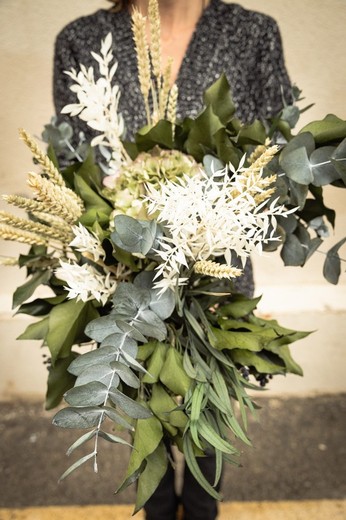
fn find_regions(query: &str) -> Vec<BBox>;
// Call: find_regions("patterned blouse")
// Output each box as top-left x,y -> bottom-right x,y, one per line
53,0 -> 292,296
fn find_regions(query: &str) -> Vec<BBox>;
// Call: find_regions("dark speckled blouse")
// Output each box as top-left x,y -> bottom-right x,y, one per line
53,0 -> 292,296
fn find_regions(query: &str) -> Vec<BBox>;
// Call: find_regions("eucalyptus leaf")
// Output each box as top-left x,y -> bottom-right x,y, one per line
68,346 -> 117,376
66,430 -> 96,456
59,452 -> 95,482
109,388 -> 152,419
52,407 -> 105,429
110,360 -> 140,388
75,364 -> 120,389
64,381 -> 108,406
85,315 -> 122,343
323,237 -> 346,284
149,287 -> 175,320
280,234 -> 306,266
310,146 -> 340,186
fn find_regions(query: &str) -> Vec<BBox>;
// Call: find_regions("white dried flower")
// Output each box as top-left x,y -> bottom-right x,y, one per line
56,260 -> 116,305
146,165 -> 296,292
70,223 -> 105,262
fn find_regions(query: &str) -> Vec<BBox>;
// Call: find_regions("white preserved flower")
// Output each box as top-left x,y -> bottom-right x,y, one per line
146,165 -> 296,292
61,33 -> 130,176
69,223 -> 105,262
56,260 -> 116,305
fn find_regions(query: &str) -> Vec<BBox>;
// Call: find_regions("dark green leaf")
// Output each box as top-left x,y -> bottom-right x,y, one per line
12,270 -> 51,309
17,316 -> 49,341
134,441 -> 168,514
299,114 -> 346,144
45,352 -> 77,410
203,73 -> 235,124
323,237 -> 346,284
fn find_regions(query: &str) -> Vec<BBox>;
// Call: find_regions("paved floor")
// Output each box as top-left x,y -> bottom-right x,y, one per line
0,500 -> 346,520
0,395 -> 345,518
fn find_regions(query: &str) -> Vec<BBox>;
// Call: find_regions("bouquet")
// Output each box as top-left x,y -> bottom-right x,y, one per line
1,0 -> 345,512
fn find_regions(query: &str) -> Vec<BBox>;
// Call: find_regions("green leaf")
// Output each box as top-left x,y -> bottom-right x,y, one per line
98,431 -> 133,447
183,433 -> 222,501
149,384 -> 180,436
135,119 -> 175,150
68,346 -> 116,376
266,344 -> 303,376
142,342 -> 167,383
47,299 -> 99,363
12,270 -> 51,309
288,179 -> 309,209
159,348 -> 191,397
203,73 -> 235,124
218,294 -> 261,319
126,416 -> 163,477
17,316 -> 49,341
75,364 -> 119,388
111,360 -> 140,388
74,172 -> 112,215
45,352 -> 77,410
299,114 -> 346,144
197,415 -> 237,454
134,441 -> 168,514
208,327 -> 267,352
230,349 -> 285,374
184,105 -> 224,162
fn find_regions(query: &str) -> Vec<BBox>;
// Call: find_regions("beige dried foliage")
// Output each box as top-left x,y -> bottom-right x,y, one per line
132,8 -> 151,120
148,0 -> 161,78
0,211 -> 72,243
0,224 -> 47,246
19,128 -> 65,187
194,260 -> 242,279
27,172 -> 82,224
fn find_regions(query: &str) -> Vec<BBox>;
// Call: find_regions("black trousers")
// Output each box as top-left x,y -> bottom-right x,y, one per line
144,452 -> 220,520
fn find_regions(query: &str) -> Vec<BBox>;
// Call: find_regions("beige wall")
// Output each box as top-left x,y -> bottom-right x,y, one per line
0,0 -> 345,399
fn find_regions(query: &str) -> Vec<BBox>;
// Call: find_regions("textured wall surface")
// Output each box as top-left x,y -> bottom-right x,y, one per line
0,0 -> 345,399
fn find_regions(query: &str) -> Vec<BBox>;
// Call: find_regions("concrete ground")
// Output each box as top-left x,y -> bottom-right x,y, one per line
0,394 -> 345,518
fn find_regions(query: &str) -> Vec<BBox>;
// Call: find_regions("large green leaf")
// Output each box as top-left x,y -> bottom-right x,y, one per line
159,347 -> 191,397
46,299 -> 99,363
45,352 -> 77,410
230,349 -> 285,374
17,316 -> 49,341
299,114 -> 346,144
208,327 -> 269,352
134,441 -> 168,514
203,73 -> 235,124
218,295 -> 261,319
12,270 -> 51,309
184,105 -> 224,162
74,174 -> 112,215
126,416 -> 163,477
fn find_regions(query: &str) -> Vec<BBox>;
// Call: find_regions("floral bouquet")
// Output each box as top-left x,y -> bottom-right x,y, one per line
1,0 -> 345,512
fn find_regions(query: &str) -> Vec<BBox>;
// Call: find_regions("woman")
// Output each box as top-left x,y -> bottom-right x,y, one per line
53,1 -> 292,518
